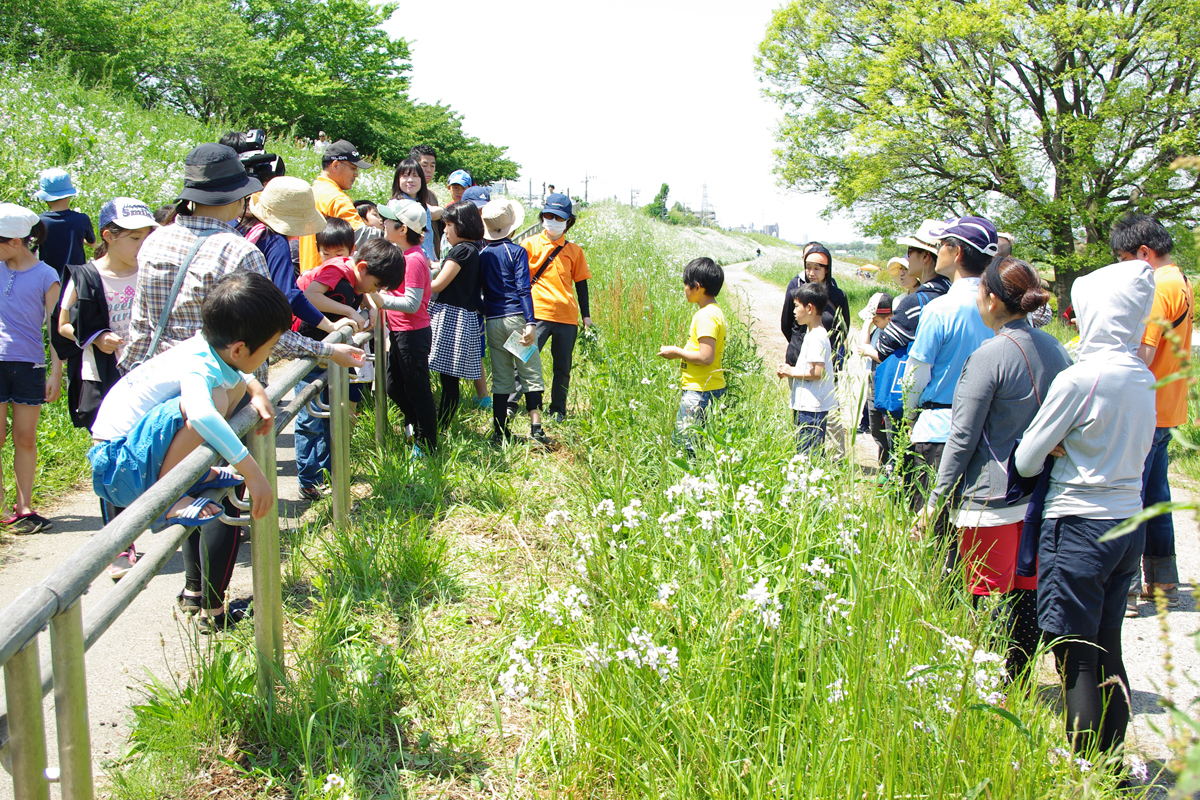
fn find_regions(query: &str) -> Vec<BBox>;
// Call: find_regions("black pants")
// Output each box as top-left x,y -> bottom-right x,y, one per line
1053,629 -> 1131,756
183,517 -> 241,609
387,328 -> 437,449
437,373 -> 461,428
868,406 -> 897,466
514,320 -> 578,417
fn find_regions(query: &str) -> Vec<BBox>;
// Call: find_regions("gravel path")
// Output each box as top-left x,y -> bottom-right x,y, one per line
0,404 -> 308,799
721,258 -> 1200,793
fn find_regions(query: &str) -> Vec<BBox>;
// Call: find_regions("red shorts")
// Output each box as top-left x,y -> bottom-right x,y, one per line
958,521 -> 1037,595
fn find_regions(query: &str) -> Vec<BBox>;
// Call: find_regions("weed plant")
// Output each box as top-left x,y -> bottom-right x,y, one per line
108,209 -> 1144,797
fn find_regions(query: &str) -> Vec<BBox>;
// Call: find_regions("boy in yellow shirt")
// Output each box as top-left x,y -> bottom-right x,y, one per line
658,257 -> 726,455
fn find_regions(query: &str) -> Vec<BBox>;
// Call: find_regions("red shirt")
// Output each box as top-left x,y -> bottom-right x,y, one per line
385,246 -> 431,331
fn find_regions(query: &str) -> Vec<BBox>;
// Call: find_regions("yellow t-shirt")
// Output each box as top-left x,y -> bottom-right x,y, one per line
298,174 -> 363,273
522,232 -> 591,324
681,303 -> 727,391
1143,264 -> 1193,428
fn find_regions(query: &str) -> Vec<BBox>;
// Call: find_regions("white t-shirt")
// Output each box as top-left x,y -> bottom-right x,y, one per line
66,271 -> 138,381
791,326 -> 838,412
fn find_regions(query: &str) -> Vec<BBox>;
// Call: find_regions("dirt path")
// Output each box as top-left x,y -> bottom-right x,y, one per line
721,259 -> 1200,790
0,403 -> 309,799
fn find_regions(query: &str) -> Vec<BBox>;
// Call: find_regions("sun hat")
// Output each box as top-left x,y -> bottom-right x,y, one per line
447,169 -> 472,188
33,168 -> 79,202
462,186 -> 490,209
482,197 -> 525,241
885,256 -> 909,279
384,199 -> 426,233
896,219 -> 944,257
928,215 -> 999,256
248,177 -> 326,237
322,140 -> 372,169
997,231 -> 1015,244
177,144 -> 263,205
0,203 -> 41,239
541,193 -> 572,220
98,198 -> 159,230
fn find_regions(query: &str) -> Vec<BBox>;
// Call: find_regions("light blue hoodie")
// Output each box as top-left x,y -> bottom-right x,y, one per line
1014,261 -> 1157,519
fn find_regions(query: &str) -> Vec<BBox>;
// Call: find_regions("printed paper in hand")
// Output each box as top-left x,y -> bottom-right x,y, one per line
504,330 -> 537,363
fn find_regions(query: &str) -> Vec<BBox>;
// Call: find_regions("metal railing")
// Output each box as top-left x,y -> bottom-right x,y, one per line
0,320 -> 389,799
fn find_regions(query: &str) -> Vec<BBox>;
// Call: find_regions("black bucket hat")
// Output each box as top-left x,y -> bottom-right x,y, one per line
177,144 -> 263,204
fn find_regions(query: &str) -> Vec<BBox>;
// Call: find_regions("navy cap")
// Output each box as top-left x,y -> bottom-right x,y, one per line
928,215 -> 999,256
541,192 -> 572,220
462,185 -> 490,209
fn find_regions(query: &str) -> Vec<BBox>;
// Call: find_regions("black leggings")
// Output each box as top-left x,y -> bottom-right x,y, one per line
438,373 -> 460,427
387,328 -> 437,449
1053,628 -> 1131,755
183,518 -> 241,610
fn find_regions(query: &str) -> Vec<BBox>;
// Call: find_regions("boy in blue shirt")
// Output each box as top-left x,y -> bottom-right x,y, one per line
89,272 -> 291,630
34,168 -> 95,279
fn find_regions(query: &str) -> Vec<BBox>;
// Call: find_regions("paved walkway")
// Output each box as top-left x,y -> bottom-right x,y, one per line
721,258 -> 1200,788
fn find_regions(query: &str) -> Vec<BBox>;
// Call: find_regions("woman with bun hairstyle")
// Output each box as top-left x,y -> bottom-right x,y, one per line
921,256 -> 1071,679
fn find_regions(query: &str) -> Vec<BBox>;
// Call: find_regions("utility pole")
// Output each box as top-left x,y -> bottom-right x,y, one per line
630,188 -> 640,208
528,179 -> 533,206
700,184 -> 709,227
583,173 -> 595,204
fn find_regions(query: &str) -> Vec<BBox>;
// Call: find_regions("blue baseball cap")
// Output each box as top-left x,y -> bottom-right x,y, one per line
928,215 -> 999,256
462,185 -> 490,209
34,168 -> 79,202
447,169 -> 472,188
541,193 -> 572,220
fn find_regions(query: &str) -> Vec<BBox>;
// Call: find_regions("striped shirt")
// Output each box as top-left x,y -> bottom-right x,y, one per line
120,214 -> 333,383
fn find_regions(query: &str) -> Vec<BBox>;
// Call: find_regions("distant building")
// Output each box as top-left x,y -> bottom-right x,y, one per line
763,224 -> 779,237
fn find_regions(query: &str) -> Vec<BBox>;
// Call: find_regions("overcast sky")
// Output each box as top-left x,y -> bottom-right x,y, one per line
385,0 -> 861,243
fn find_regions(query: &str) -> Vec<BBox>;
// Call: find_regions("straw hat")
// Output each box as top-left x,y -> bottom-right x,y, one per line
482,197 -> 525,241
248,176 -> 326,237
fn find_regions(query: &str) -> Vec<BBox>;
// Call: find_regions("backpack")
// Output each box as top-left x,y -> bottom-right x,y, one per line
873,293 -> 930,414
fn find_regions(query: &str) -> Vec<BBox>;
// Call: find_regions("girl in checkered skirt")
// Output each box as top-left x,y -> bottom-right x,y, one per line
428,201 -> 485,426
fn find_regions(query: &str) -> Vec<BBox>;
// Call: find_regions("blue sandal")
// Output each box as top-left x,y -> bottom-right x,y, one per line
160,496 -> 223,527
188,466 -> 244,495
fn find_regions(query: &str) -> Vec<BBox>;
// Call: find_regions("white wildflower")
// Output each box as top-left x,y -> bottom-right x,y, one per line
826,678 -> 846,703
657,581 -> 679,602
544,509 -> 571,528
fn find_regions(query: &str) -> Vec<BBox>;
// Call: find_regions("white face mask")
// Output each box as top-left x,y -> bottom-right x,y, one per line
543,218 -> 567,238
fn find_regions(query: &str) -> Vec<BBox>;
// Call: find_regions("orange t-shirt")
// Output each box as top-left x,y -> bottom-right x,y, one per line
298,174 -> 363,273
1142,264 -> 1193,428
521,231 -> 590,325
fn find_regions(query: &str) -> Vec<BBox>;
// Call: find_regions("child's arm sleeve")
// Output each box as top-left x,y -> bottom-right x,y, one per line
575,279 -> 590,318
179,372 -> 250,464
1013,377 -> 1083,477
375,288 -> 422,313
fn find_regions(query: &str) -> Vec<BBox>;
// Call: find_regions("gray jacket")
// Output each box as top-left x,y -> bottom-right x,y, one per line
1014,261 -> 1157,519
932,319 -> 1072,508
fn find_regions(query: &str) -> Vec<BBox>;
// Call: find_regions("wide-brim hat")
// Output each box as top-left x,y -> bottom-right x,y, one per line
482,197 -> 525,241
896,219 -> 944,257
248,176 -> 326,237
33,168 -> 78,201
885,256 -> 909,279
177,143 -> 263,205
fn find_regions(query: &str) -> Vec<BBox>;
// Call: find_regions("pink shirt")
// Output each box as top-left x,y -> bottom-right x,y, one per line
385,246 -> 431,331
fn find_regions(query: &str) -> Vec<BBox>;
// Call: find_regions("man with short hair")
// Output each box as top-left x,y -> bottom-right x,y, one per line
865,220 -> 951,363
996,231 -> 1015,258
409,144 -> 444,258
1111,213 -> 1191,612
298,139 -> 371,273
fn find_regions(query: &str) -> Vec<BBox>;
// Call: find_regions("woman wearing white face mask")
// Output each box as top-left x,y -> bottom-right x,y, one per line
510,193 -> 592,422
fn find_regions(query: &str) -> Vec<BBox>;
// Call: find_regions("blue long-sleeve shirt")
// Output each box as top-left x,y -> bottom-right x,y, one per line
257,229 -> 325,328
480,238 -> 534,322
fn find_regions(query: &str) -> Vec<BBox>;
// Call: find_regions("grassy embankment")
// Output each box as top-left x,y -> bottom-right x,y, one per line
103,201 -> 1149,799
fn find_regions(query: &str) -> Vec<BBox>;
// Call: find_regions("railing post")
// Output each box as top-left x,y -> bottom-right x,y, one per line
4,639 -> 50,800
49,601 -> 93,800
373,321 -> 387,452
328,360 -> 352,529
249,423 -> 282,698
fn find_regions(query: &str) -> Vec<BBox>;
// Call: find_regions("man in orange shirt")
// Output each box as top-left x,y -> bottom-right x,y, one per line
513,193 -> 591,421
1112,213 -> 1191,611
298,140 -> 371,273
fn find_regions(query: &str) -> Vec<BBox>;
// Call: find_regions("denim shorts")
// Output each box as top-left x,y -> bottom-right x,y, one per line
0,361 -> 46,406
1038,515 -> 1144,637
89,399 -> 187,509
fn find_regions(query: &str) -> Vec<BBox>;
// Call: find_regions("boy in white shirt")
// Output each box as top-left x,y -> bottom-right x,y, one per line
777,282 -> 838,453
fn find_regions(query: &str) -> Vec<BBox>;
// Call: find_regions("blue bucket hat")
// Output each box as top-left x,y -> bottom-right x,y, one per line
447,169 -> 472,188
34,168 -> 79,202
462,185 -> 490,209
541,193 -> 572,220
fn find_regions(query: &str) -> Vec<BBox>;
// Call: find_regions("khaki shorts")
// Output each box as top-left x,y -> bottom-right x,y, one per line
486,316 -> 544,395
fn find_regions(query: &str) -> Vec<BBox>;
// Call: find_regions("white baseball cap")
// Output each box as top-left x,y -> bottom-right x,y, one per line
0,203 -> 41,239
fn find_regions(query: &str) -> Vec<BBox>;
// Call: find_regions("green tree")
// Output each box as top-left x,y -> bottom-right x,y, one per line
645,183 -> 670,219
758,0 -> 1200,304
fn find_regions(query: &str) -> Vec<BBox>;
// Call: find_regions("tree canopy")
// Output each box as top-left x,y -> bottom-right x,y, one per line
2,0 -> 519,183
757,0 -> 1200,300
645,183 -> 670,219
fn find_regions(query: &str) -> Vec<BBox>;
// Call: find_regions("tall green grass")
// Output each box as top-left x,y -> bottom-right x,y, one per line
105,203 -> 1149,798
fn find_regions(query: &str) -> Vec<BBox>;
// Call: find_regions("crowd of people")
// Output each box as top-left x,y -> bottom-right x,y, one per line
0,135 -> 1192,772
0,136 -> 592,631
